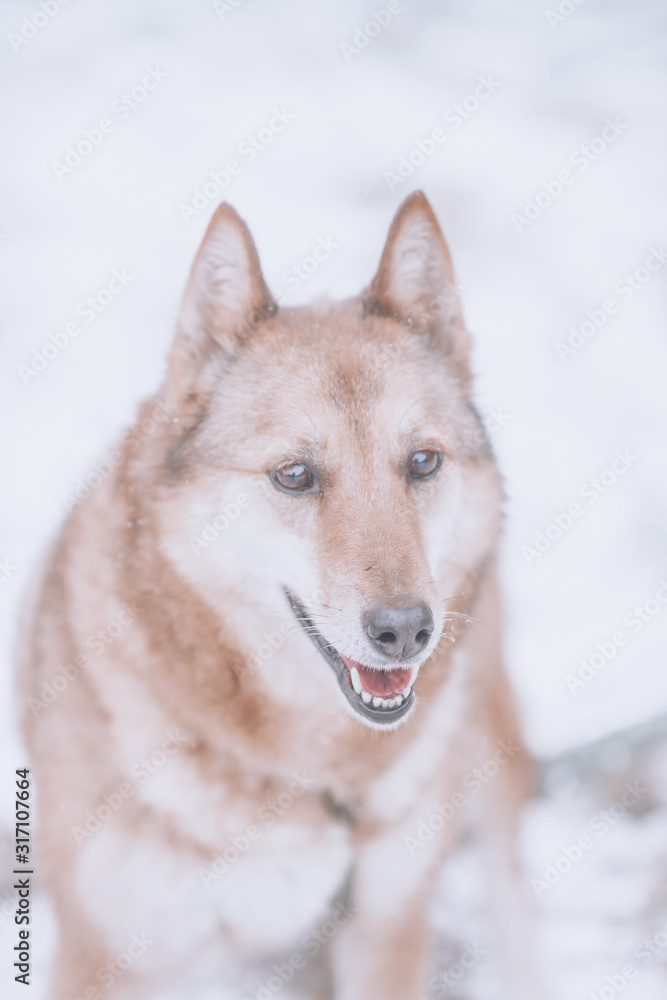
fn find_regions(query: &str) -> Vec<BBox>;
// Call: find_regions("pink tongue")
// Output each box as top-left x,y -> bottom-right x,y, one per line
343,657 -> 412,697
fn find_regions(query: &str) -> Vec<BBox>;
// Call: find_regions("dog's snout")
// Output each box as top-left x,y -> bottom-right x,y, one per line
365,602 -> 434,660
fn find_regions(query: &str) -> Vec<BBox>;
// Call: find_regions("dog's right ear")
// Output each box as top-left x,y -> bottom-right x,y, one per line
168,203 -> 276,390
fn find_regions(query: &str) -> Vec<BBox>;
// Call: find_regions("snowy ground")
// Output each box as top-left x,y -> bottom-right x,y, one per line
1,0 -> 666,996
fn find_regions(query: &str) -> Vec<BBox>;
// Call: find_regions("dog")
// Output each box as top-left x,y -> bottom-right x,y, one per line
20,192 -> 541,1000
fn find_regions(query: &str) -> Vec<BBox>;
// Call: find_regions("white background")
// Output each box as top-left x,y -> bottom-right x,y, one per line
1,1 -> 666,997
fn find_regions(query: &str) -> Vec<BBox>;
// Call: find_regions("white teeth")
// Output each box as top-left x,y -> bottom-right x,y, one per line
377,697 -> 400,709
400,665 -> 420,699
362,694 -> 407,711
350,666 -> 363,694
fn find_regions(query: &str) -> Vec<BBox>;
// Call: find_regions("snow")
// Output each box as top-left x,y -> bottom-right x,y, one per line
1,0 -> 666,996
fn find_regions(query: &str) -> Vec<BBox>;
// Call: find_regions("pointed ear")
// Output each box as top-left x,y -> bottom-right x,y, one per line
168,203 -> 276,388
364,192 -> 470,372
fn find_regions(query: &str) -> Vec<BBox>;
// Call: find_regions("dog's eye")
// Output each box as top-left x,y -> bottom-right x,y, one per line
272,463 -> 314,492
408,450 -> 442,480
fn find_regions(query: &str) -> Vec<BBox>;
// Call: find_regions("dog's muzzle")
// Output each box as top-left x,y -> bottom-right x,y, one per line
285,590 -> 418,726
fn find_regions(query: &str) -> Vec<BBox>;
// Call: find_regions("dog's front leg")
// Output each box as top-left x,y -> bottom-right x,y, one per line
331,808 -> 458,1000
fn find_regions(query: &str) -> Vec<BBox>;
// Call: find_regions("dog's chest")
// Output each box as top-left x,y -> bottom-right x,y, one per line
203,809 -> 353,951
116,754 -> 356,953
79,794 -> 353,962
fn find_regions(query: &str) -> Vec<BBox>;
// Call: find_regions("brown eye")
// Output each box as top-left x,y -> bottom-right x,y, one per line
408,450 -> 442,479
272,463 -> 314,492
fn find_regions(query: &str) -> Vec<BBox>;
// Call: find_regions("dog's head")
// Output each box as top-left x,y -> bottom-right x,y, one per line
157,193 -> 503,730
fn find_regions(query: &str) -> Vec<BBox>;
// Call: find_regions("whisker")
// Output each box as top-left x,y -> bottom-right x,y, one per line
306,640 -> 347,663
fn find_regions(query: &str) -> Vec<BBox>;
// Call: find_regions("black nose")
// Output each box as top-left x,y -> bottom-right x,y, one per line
364,602 -> 434,661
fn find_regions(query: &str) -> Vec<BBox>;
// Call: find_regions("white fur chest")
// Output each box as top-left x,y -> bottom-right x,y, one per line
200,816 -> 352,950
77,728 -> 353,964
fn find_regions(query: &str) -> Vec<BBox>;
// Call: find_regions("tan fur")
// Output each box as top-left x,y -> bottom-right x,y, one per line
19,193 -> 542,1000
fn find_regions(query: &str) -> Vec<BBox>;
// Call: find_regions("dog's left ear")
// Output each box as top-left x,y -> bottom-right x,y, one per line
364,192 -> 470,375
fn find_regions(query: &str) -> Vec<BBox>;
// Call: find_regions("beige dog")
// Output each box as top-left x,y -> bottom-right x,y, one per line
20,192 -> 539,1000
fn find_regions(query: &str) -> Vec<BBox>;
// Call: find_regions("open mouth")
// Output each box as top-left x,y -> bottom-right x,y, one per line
285,590 -> 418,725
